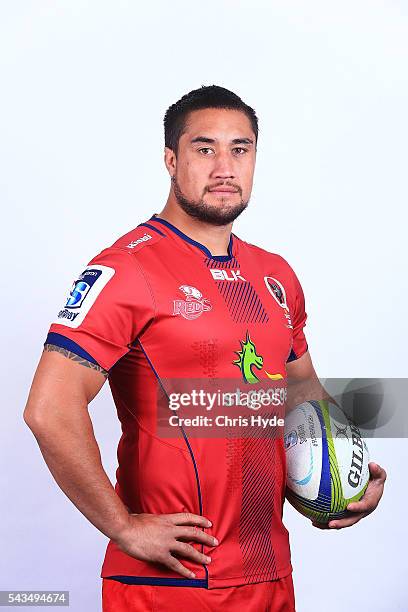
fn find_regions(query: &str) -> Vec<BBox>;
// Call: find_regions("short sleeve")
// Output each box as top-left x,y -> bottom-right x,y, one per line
45,248 -> 154,371
286,266 -> 308,362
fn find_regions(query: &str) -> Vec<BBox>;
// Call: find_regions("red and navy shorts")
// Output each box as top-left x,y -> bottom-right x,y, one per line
102,574 -> 296,611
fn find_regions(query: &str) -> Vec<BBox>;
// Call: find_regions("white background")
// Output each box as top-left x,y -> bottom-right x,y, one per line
1,2 -> 407,610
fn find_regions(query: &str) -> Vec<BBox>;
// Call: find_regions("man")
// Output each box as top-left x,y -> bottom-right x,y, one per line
24,85 -> 386,611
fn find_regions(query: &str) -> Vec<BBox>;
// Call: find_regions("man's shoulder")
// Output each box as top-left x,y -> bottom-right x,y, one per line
235,234 -> 293,272
109,221 -> 165,254
85,221 -> 166,272
235,235 -> 305,303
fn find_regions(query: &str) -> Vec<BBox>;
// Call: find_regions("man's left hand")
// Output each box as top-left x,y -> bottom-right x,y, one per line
312,462 -> 387,530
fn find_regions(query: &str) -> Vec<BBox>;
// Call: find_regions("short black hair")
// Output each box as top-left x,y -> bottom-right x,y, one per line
164,85 -> 258,154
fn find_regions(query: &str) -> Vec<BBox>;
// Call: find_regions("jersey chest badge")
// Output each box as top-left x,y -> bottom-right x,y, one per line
172,285 -> 212,321
264,276 -> 293,328
233,330 -> 284,383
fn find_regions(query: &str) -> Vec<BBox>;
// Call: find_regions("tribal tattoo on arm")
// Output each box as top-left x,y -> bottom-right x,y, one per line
44,344 -> 109,378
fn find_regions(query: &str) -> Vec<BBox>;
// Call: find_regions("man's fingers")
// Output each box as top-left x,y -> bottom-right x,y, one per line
310,463 -> 387,530
166,513 -> 212,528
172,541 -> 212,565
164,554 -> 197,579
347,497 -> 376,513
368,462 -> 387,483
175,526 -> 218,547
347,464 -> 387,513
312,512 -> 366,530
328,513 -> 366,529
311,521 -> 330,530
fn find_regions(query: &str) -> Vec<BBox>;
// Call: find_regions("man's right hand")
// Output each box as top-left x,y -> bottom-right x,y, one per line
114,512 -> 218,579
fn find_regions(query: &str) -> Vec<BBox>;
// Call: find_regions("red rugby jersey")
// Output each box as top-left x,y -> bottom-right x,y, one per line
46,214 -> 308,589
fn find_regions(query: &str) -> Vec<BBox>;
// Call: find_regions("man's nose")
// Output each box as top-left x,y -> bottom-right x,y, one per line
210,151 -> 235,179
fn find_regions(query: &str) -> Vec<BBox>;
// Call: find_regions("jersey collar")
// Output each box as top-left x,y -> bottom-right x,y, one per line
148,214 -> 236,262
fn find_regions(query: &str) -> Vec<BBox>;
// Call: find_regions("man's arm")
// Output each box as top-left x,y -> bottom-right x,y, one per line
286,349 -> 337,410
285,350 -> 387,529
24,347 -> 133,540
24,348 -> 216,578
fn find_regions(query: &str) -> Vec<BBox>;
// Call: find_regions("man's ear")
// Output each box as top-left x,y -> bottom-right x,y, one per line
164,146 -> 177,178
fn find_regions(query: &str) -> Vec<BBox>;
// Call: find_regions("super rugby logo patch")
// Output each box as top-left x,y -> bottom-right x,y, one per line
54,265 -> 115,328
172,285 -> 212,320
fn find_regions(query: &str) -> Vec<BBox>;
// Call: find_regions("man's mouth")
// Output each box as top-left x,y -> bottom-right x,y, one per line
208,186 -> 239,195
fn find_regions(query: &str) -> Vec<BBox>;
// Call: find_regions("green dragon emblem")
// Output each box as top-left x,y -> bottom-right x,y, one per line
233,331 -> 283,384
233,331 -> 264,384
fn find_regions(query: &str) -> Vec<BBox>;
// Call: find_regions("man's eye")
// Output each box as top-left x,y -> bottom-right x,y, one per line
233,147 -> 248,155
199,148 -> 215,155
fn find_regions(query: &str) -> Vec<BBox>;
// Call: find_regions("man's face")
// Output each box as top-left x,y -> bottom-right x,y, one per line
165,108 -> 256,225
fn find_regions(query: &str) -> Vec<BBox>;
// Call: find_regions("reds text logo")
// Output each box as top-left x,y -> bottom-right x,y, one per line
172,285 -> 212,320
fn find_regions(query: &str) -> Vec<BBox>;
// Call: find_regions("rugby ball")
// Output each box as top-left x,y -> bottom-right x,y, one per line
284,400 -> 370,523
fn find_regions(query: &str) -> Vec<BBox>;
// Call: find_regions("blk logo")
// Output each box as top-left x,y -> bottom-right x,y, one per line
210,269 -> 246,281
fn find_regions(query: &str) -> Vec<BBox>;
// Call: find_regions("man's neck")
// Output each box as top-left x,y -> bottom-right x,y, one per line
156,202 -> 233,257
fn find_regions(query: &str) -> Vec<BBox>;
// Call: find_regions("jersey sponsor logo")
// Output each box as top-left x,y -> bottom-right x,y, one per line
54,265 -> 115,329
264,276 -> 293,328
172,285 -> 212,320
210,269 -> 246,281
233,330 -> 284,383
57,309 -> 81,323
126,233 -> 152,249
